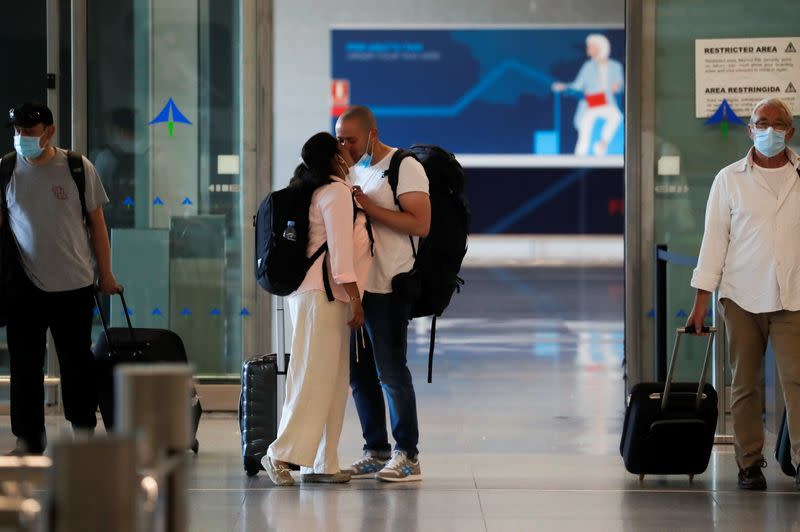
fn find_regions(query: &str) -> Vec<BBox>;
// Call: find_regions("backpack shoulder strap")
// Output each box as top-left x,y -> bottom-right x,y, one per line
66,150 -> 89,224
0,152 -> 17,211
384,149 -> 413,209
381,149 -> 419,258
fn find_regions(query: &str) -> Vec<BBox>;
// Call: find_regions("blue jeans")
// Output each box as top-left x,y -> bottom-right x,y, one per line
350,292 -> 419,459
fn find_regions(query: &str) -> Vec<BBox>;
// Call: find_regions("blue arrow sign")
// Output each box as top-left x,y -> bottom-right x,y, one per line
123,308 -> 134,317
122,196 -> 134,207
181,307 -> 192,317
151,308 -> 163,317
153,196 -> 165,206
148,98 -> 192,138
676,309 -> 688,318
705,98 -> 746,138
240,307 -> 251,317
646,308 -> 655,318
210,308 -> 222,317
93,307 -> 100,318
181,197 -> 193,206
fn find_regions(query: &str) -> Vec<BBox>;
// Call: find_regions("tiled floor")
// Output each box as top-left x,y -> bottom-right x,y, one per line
4,266 -> 800,531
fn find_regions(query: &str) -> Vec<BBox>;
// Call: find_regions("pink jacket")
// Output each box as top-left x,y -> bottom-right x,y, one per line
294,176 -> 372,302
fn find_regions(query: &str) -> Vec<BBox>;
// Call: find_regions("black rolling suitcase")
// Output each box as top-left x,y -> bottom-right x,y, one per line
775,409 -> 796,476
239,296 -> 292,477
239,353 -> 283,476
621,326 -> 719,481
92,291 -> 202,453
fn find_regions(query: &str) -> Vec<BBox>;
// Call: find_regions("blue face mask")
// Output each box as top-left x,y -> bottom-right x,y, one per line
14,134 -> 44,159
753,127 -> 786,158
356,132 -> 374,168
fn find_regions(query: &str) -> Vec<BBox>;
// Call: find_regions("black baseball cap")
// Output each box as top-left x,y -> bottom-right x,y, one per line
7,102 -> 54,128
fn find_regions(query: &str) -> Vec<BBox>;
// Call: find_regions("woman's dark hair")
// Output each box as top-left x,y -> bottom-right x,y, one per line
289,132 -> 338,193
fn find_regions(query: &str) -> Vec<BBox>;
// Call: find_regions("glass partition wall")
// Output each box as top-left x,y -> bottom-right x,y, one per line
0,0 -> 265,410
626,0 -> 799,433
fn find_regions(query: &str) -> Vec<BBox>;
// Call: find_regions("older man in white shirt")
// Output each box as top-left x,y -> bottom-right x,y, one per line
688,97 -> 799,491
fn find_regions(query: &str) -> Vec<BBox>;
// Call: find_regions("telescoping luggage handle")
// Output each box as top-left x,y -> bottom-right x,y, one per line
92,289 -> 136,350
661,326 -> 717,412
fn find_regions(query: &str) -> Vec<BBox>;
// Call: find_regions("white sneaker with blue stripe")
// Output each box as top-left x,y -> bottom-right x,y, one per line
376,450 -> 422,482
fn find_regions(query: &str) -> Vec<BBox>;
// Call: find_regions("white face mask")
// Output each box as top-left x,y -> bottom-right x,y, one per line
355,132 -> 374,168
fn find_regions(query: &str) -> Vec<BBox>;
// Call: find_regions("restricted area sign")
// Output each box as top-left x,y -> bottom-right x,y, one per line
695,37 -> 800,118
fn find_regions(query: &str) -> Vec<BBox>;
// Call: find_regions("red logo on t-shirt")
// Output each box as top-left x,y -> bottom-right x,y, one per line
52,185 -> 69,200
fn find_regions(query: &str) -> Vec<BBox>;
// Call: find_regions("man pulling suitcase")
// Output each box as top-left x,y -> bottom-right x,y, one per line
0,102 -> 122,455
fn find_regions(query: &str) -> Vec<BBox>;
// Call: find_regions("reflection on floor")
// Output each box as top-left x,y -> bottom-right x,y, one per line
4,267 -> 800,531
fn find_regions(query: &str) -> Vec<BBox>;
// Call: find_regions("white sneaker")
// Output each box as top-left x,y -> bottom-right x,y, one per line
376,450 -> 422,483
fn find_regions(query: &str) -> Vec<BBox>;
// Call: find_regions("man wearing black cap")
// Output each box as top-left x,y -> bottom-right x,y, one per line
1,102 -> 122,454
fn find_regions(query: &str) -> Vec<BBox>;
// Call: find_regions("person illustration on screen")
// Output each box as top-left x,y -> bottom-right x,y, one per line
552,33 -> 624,156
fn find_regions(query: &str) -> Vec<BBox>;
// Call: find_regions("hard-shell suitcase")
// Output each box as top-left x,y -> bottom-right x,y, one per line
239,353 -> 282,476
775,409 -> 796,476
621,327 -> 719,480
92,291 -> 202,453
239,297 -> 290,476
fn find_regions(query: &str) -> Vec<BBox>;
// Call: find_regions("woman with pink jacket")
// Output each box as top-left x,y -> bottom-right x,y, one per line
263,132 -> 372,486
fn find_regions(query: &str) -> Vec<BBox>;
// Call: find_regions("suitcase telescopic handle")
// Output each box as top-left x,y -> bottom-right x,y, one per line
92,288 -> 135,347
661,326 -> 717,412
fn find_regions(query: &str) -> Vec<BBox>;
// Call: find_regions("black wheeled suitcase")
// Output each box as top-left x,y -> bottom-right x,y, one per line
92,291 -> 203,453
621,326 -> 719,480
239,353 -> 282,476
775,409 -> 796,476
239,295 -> 293,477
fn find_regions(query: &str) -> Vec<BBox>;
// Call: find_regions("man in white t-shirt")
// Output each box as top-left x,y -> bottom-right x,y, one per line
687,97 -> 800,491
335,106 -> 431,482
1,102 -> 122,455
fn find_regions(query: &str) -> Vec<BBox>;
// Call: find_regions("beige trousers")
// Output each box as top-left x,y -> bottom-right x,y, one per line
720,298 -> 800,469
267,290 -> 350,474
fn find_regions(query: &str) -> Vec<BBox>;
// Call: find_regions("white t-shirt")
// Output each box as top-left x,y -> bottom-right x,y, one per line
752,162 -> 795,198
352,148 -> 429,294
6,149 -> 109,292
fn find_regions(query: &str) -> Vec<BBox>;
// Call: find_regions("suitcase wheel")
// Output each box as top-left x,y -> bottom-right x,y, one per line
639,474 -> 645,482
244,457 -> 261,477
191,439 -> 199,455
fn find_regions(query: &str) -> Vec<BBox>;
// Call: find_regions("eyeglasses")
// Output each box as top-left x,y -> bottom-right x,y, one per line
751,120 -> 791,133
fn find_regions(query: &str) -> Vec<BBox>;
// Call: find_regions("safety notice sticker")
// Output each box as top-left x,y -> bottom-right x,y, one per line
695,37 -> 800,118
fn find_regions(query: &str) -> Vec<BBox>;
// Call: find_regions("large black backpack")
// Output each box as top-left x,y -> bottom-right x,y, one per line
254,181 -> 368,302
386,144 -> 470,382
254,186 -> 332,301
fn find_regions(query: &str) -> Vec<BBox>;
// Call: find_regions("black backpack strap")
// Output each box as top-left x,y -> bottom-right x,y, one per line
0,152 -> 16,213
427,315 -> 437,384
321,253 -> 335,302
66,150 -> 89,225
384,149 -> 411,209
353,196 -> 375,256
308,243 -> 335,302
383,149 -> 418,258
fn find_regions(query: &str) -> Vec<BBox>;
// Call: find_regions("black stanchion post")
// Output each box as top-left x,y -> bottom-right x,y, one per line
654,244 -> 668,382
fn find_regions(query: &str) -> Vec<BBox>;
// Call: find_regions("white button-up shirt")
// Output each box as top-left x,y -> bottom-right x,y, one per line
691,147 -> 800,313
